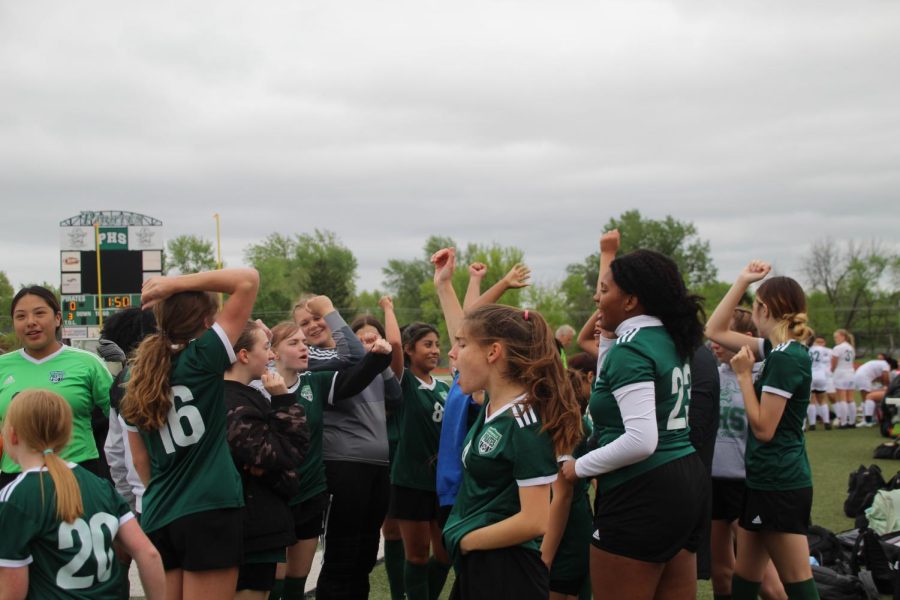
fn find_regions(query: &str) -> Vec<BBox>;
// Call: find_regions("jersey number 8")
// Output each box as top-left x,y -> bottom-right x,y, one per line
159,385 -> 206,454
432,401 -> 444,423
57,513 -> 119,589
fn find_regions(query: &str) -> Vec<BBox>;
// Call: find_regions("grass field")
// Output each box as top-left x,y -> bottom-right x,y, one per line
365,424 -> 896,599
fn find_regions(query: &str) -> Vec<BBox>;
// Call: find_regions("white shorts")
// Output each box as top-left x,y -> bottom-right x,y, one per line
855,372 -> 876,392
826,375 -> 836,394
811,371 -> 829,393
834,371 -> 855,390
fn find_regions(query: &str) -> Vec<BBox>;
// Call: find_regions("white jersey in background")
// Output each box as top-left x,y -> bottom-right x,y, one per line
809,345 -> 832,392
854,360 -> 890,391
832,341 -> 856,389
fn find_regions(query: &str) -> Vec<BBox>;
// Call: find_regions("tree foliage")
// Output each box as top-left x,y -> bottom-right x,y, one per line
380,237 -> 526,353
802,239 -> 899,354
166,235 -> 218,275
563,210 -> 718,321
244,229 -> 358,319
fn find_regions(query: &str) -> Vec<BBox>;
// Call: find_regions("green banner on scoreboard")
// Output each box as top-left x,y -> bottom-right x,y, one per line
98,227 -> 129,250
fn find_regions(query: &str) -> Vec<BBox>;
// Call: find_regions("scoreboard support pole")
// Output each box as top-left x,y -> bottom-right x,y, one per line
94,222 -> 104,328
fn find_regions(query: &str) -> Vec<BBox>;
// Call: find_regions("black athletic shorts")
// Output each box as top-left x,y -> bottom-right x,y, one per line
592,453 -> 708,563
388,485 -> 439,521
148,507 -> 243,571
711,478 -> 746,522
291,492 -> 330,540
237,562 -> 276,591
739,486 -> 812,535
457,546 -> 549,600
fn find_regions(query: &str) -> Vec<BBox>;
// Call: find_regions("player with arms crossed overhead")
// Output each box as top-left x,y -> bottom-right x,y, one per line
120,267 -> 259,600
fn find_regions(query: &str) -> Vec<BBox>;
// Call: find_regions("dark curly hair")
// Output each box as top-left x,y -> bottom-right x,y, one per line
100,308 -> 158,354
609,249 -> 705,361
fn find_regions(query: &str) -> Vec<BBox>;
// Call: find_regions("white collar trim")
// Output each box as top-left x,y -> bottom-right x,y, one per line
485,393 -> 528,423
416,375 -> 436,390
18,344 -> 66,365
21,461 -> 78,474
615,315 -> 663,337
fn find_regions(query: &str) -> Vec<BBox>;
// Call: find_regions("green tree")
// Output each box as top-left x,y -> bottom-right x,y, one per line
166,235 -> 217,275
382,237 -> 526,355
563,210 -> 718,319
244,229 -> 358,319
0,271 -> 14,345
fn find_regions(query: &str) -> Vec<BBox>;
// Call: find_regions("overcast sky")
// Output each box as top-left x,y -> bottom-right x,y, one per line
1,1 -> 898,298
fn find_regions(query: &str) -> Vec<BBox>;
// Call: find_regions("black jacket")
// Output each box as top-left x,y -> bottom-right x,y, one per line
224,380 -> 309,554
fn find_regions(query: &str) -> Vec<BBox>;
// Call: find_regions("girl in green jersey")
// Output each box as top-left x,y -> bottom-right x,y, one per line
0,389 -> 164,599
0,286 -> 112,487
121,268 -> 260,600
706,261 -> 818,600
561,250 -> 707,600
445,304 -> 583,600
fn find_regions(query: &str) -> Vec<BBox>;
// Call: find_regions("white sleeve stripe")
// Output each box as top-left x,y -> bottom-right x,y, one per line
513,414 -> 525,428
517,474 -> 557,487
612,381 -> 655,401
119,512 -> 136,527
326,372 -> 338,405
762,385 -> 793,399
123,423 -> 138,432
757,337 -> 766,358
0,556 -> 32,567
212,322 -> 237,364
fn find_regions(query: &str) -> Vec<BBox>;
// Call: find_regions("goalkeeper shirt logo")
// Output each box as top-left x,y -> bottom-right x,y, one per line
49,371 -> 65,383
478,427 -> 502,455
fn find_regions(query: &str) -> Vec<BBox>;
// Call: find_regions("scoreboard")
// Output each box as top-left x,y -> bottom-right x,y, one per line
59,212 -> 163,340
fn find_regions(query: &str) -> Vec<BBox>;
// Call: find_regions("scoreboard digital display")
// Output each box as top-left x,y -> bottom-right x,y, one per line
59,213 -> 163,339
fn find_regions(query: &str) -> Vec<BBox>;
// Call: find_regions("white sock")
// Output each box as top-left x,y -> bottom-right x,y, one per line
835,402 -> 846,423
818,404 -> 830,423
848,402 -> 858,424
807,404 -> 818,426
865,399 -> 876,418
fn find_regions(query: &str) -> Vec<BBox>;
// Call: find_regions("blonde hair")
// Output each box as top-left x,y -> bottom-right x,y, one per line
835,328 -> 856,348
291,294 -> 315,320
756,277 -> 813,344
5,390 -> 83,523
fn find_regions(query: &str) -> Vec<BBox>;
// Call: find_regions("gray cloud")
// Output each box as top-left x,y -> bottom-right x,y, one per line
1,1 -> 898,296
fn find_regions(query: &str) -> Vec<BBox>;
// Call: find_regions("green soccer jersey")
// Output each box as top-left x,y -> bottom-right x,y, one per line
746,338 -> 813,491
0,346 -> 112,474
0,464 -> 133,599
289,371 -> 336,504
443,397 -> 558,563
550,416 -> 592,585
589,317 -> 695,491
126,324 -> 243,533
390,371 -> 449,491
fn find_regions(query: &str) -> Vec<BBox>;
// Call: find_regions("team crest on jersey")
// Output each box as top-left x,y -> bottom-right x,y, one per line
48,371 -> 65,384
439,389 -> 448,401
300,385 -> 314,402
478,427 -> 502,455
3,375 -> 13,386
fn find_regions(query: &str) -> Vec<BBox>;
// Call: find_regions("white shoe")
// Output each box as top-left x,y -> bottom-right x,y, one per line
856,421 -> 875,428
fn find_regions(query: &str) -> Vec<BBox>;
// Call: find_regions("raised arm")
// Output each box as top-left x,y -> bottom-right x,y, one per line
577,310 -> 600,357
308,295 -> 366,363
331,340 -> 394,402
705,260 -> 770,358
432,248 -> 465,343
463,262 -> 487,310
379,295 -> 405,378
468,263 -> 531,311
141,268 -> 259,345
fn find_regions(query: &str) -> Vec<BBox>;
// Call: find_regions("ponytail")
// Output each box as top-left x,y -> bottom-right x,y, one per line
121,291 -> 218,431
835,328 -> 856,348
5,390 -> 83,523
464,305 -> 583,456
771,312 -> 814,345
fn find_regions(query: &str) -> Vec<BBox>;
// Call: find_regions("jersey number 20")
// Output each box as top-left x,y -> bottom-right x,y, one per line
159,385 -> 206,454
667,365 -> 692,431
56,513 -> 119,589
